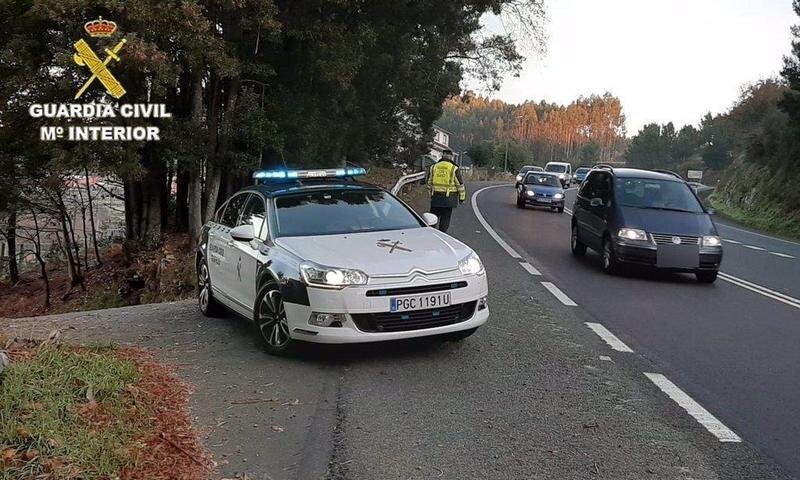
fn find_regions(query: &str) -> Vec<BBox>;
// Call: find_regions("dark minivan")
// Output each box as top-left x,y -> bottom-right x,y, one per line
570,167 -> 722,283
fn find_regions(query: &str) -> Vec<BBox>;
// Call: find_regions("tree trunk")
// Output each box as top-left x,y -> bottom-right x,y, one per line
84,167 -> 102,265
175,167 -> 189,231
31,209 -> 50,309
6,210 -> 19,283
187,68 -> 206,242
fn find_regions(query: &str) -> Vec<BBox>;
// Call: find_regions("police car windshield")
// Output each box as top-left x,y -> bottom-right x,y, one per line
273,189 -> 423,237
545,164 -> 567,173
615,178 -> 705,214
525,174 -> 561,187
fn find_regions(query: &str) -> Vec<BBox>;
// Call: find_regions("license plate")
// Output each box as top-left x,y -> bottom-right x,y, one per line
657,245 -> 700,269
537,197 -> 552,203
390,292 -> 451,312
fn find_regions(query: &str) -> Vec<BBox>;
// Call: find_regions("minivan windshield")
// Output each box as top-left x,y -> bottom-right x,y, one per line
545,164 -> 567,173
525,174 -> 561,187
615,178 -> 705,214
273,189 -> 423,236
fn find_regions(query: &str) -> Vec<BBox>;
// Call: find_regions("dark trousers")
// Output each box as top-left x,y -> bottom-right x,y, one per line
430,206 -> 453,232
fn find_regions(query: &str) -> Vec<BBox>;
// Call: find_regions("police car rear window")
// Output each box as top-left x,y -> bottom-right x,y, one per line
273,189 -> 423,237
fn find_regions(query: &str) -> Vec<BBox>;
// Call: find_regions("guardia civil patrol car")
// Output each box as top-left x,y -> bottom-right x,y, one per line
196,167 -> 489,355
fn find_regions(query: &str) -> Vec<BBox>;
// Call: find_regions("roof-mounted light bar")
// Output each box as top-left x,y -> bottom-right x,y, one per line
253,167 -> 366,182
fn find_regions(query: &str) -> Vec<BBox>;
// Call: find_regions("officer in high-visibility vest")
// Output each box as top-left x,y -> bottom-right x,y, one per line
426,149 -> 465,233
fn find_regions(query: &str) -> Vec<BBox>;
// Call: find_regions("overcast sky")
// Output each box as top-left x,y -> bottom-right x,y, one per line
475,0 -> 796,135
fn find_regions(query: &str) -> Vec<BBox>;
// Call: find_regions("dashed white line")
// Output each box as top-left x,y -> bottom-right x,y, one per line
644,373 -> 742,442
519,262 -> 541,276
585,322 -> 634,352
472,185 -> 523,259
718,272 -> 800,310
723,239 -> 741,244
743,245 -> 766,251
717,222 -> 800,247
769,252 -> 795,259
540,282 -> 578,306
563,207 -> 573,216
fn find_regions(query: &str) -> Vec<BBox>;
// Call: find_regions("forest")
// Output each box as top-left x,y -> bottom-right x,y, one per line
0,0 -> 546,308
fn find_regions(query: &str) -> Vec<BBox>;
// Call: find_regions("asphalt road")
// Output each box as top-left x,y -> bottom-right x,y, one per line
1,182 -> 795,479
474,183 -> 800,478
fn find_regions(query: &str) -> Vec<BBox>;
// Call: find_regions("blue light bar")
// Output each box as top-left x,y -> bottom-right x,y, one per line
253,167 -> 366,181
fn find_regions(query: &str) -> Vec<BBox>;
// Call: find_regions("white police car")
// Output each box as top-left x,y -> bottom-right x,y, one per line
196,167 -> 489,355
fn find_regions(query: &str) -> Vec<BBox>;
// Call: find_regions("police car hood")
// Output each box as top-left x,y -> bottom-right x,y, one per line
275,228 -> 472,275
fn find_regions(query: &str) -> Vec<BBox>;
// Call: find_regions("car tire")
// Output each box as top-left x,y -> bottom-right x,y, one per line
571,223 -> 587,257
557,206 -> 564,213
197,260 -> 222,317
255,281 -> 295,356
601,237 -> 620,274
696,271 -> 718,283
446,327 -> 478,341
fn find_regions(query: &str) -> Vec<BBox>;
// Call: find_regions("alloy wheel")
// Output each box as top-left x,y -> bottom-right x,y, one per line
198,264 -> 210,312
258,290 -> 290,348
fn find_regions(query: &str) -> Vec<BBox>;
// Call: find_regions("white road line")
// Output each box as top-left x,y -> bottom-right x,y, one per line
563,207 -> 573,216
743,245 -> 766,251
718,272 -> 800,309
541,282 -> 578,306
472,185 -> 522,259
717,222 -> 800,248
585,322 -> 634,352
770,252 -> 795,259
519,262 -> 542,276
723,239 -> 741,244
644,373 -> 742,443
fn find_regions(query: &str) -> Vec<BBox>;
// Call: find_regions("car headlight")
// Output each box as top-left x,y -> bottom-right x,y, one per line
300,261 -> 368,288
458,252 -> 484,275
525,190 -> 535,197
516,175 -> 523,182
702,235 -> 722,247
618,228 -> 648,241
553,193 -> 564,199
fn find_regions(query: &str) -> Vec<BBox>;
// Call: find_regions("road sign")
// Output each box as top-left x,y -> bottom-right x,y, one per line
687,170 -> 703,180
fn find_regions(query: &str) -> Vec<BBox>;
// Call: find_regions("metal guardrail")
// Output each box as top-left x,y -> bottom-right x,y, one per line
391,170 -> 426,195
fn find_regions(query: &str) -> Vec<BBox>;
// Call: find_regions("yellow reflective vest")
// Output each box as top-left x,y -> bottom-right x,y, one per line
427,160 -> 466,202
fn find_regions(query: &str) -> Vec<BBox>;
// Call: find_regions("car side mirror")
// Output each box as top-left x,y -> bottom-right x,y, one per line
590,198 -> 604,207
230,224 -> 255,242
422,212 -> 439,227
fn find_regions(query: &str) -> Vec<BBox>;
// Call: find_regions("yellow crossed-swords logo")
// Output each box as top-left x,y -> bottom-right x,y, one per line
73,17 -> 127,100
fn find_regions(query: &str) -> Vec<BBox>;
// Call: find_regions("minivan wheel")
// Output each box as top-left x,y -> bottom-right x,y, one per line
601,237 -> 619,274
696,270 -> 718,283
255,282 -> 295,355
571,223 -> 587,256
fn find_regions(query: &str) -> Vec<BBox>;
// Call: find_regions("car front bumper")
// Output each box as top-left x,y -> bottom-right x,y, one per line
283,272 -> 489,343
523,196 -> 565,208
613,241 -> 722,272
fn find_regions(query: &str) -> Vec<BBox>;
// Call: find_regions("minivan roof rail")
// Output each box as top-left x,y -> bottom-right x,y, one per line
651,169 -> 683,180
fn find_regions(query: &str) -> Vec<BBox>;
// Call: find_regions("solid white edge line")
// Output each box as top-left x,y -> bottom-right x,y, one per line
716,222 -> 800,248
718,272 -> 800,307
723,239 -> 741,244
769,252 -> 795,259
644,372 -> 742,442
519,262 -> 542,276
585,322 -> 634,352
471,185 -> 522,259
540,281 -> 578,306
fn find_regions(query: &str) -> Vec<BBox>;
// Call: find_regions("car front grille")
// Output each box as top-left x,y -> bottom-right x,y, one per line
365,281 -> 468,297
651,233 -> 700,245
351,301 -> 477,333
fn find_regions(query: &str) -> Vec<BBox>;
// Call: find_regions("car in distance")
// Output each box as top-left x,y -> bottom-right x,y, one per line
574,167 -> 591,184
516,172 -> 565,213
515,165 -> 544,188
570,167 -> 722,283
196,167 -> 489,355
544,162 -> 573,187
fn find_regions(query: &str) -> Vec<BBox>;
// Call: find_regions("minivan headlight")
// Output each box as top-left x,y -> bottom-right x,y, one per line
459,252 -> 484,275
300,261 -> 368,288
702,235 -> 722,247
618,228 -> 648,241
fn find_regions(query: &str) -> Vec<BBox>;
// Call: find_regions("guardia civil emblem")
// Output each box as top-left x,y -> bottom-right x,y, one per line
73,17 -> 127,99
